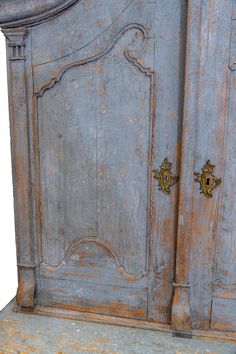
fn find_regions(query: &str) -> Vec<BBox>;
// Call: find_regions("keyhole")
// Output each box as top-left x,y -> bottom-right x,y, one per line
206,178 -> 210,186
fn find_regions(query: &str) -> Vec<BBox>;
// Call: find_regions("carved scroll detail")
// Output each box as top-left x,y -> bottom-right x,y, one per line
35,23 -> 149,96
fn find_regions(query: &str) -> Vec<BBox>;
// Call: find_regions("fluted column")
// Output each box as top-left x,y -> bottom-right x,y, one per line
2,27 -> 36,308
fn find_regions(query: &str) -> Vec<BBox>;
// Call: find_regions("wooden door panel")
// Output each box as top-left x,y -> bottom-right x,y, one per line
37,29 -> 153,318
38,44 -> 152,273
210,13 -> 236,330
29,0 -> 186,322
177,0 -> 236,331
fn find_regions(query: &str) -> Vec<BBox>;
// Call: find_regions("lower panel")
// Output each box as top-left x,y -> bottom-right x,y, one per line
211,298 -> 236,332
39,277 -> 147,320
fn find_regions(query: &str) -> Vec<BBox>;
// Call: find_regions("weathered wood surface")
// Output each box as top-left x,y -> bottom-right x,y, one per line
0,0 -> 78,27
175,0 -> 236,331
1,300 -> 236,353
1,0 -> 236,334
2,0 -> 185,324
211,0 -> 236,331
1,27 -> 36,309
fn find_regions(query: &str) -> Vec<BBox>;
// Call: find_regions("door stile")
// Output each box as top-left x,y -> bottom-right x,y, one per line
171,0 -> 195,331
171,0 -> 233,332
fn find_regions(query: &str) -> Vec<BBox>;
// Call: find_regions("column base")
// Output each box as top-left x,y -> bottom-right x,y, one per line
171,282 -> 191,331
16,266 -> 36,309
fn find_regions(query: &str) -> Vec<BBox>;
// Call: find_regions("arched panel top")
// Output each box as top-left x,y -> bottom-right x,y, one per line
34,23 -> 152,96
0,0 -> 78,28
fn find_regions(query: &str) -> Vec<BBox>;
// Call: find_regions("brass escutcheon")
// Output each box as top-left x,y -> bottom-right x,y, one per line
194,160 -> 221,198
153,158 -> 178,194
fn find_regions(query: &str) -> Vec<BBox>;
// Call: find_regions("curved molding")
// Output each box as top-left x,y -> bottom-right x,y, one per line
66,237 -> 121,267
35,23 -> 149,96
41,237 -> 147,281
0,0 -> 79,28
124,49 -> 154,77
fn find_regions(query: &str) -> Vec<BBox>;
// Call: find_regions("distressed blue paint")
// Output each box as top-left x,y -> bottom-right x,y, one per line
1,0 -> 236,335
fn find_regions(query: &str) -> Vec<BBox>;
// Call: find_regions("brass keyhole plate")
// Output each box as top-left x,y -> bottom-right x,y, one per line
153,158 -> 178,194
194,160 -> 221,198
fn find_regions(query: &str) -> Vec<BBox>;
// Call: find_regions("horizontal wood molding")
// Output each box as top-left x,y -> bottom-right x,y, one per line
0,0 -> 78,28
14,302 -> 236,342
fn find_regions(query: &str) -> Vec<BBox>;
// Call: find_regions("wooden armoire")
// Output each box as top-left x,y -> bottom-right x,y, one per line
1,0 -> 235,339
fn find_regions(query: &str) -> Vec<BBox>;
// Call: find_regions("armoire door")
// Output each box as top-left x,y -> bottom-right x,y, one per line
3,0 -> 186,324
175,0 -> 236,332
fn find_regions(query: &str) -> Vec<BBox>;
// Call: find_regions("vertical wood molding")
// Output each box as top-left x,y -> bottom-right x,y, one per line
171,0 -> 192,331
171,0 -> 233,331
2,27 -> 36,308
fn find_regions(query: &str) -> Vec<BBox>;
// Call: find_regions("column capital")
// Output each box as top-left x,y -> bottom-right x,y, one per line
2,27 -> 28,43
2,27 -> 29,60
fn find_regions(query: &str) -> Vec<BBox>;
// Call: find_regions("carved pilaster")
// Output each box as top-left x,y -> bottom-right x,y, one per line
2,27 -> 36,309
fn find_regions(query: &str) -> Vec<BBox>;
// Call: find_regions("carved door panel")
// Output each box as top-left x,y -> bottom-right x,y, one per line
15,0 -> 186,322
210,4 -> 236,331
175,0 -> 236,332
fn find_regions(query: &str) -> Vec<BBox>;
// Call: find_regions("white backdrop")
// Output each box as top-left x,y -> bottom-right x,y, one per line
0,32 -> 18,310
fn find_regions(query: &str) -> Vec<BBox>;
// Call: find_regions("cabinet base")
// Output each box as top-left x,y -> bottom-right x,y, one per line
0,299 -> 235,353
14,301 -> 236,343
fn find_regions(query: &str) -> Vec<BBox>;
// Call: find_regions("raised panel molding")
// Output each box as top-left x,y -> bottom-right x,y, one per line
35,23 -> 156,277
34,23 -> 153,97
33,23 -> 153,96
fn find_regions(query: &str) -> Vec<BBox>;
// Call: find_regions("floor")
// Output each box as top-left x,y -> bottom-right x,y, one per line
0,300 -> 235,354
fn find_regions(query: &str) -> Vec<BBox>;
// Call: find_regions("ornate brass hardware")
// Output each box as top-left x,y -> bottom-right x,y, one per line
194,160 -> 221,198
153,158 -> 178,194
